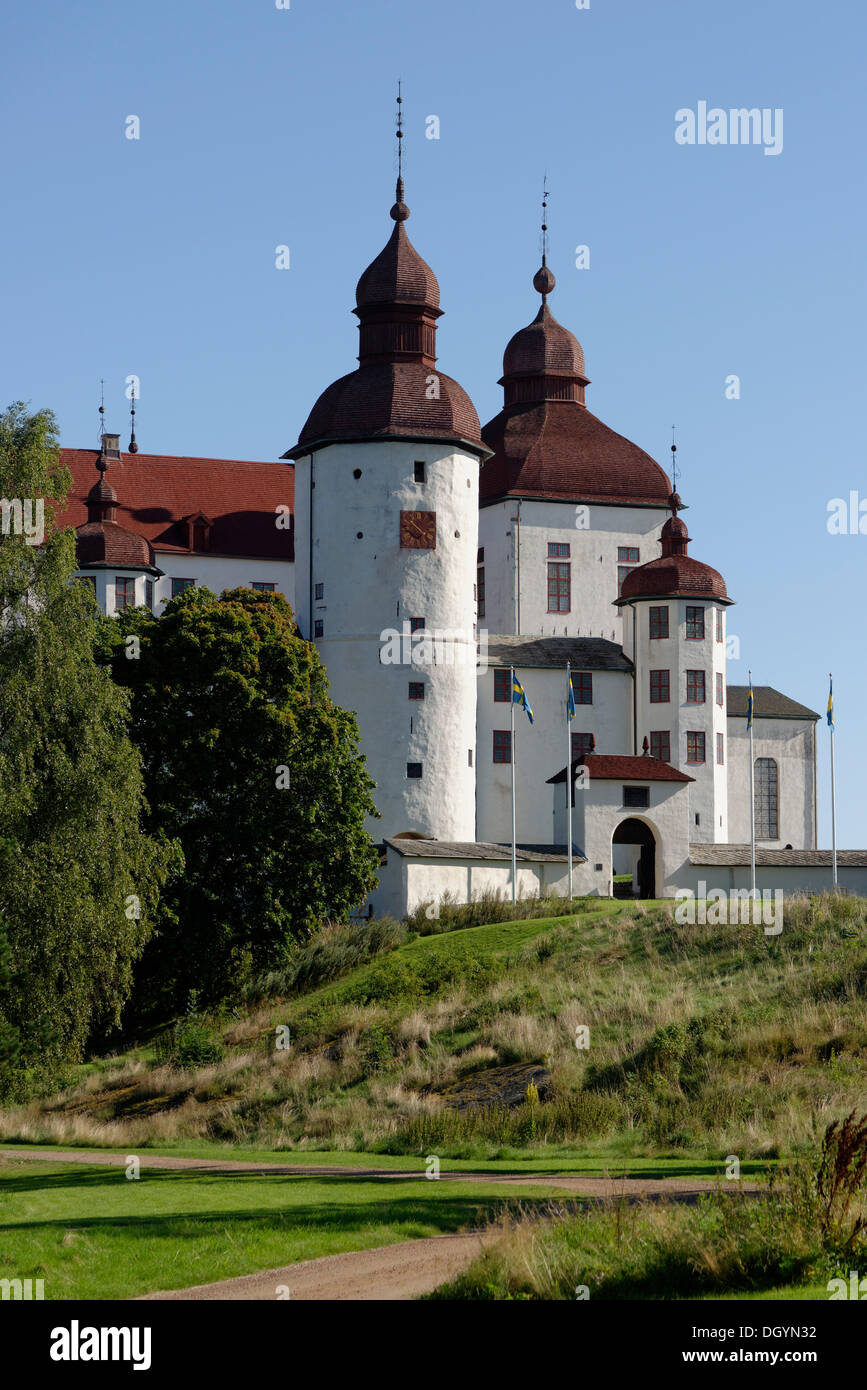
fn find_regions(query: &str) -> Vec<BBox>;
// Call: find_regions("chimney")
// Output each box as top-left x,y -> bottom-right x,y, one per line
102,433 -> 122,460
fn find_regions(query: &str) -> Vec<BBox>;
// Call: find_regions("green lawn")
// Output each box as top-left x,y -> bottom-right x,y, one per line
0,1157 -> 563,1301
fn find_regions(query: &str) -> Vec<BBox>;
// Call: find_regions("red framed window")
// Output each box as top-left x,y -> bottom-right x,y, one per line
477,566 -> 485,618
716,608 -> 724,643
716,672 -> 724,706
171,578 -> 195,598
571,672 -> 593,705
548,542 -> 571,558
409,617 -> 425,633
685,606 -> 705,640
650,730 -> 670,762
571,731 -> 594,758
115,577 -> 135,611
253,582 -> 276,592
687,731 -> 706,764
649,606 -> 669,639
494,669 -> 511,702
650,669 -> 670,703
145,579 -> 153,610
408,682 -> 424,700
686,670 -> 706,703
618,546 -> 639,563
493,730 -> 512,764
716,732 -> 725,765
547,561 -> 571,612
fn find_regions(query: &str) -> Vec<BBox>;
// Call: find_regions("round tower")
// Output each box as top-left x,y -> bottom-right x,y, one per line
616,499 -> 733,843
283,177 -> 489,841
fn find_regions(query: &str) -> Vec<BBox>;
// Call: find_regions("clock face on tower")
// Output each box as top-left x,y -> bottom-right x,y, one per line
400,510 -> 437,550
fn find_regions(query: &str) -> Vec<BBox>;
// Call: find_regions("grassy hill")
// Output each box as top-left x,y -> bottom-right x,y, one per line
3,894 -> 866,1163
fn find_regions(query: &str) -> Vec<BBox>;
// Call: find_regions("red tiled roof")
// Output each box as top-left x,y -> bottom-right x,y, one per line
289,361 -> 484,457
58,450 -> 294,561
548,754 -> 693,784
480,401 -> 672,507
618,553 -> 729,602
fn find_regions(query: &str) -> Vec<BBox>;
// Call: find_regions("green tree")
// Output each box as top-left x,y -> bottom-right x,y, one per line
105,586 -> 380,1010
0,404 -> 176,1092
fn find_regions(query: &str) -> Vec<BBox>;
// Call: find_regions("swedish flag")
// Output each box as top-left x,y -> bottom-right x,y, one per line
512,673 -> 534,724
827,676 -> 834,729
746,682 -> 754,729
567,670 -> 576,721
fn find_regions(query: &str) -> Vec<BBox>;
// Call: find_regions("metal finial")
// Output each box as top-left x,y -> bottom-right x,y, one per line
128,382 -> 138,454
670,424 -> 679,495
541,174 -> 549,266
396,80 -> 403,181
98,378 -> 105,447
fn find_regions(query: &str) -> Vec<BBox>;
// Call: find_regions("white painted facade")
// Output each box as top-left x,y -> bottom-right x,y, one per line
75,555 -> 294,619
293,439 -> 480,842
553,775 -> 693,898
727,716 -> 818,848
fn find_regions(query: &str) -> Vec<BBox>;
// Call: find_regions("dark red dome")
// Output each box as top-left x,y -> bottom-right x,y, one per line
618,511 -> 730,603
76,520 -> 156,570
503,301 -> 586,380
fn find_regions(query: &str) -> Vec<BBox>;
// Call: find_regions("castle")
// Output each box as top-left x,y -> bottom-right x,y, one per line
58,171 -> 867,912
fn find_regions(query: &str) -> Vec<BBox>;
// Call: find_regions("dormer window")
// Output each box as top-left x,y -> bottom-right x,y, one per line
186,512 -> 211,552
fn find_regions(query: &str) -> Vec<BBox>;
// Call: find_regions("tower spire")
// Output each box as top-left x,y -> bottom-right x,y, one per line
98,378 -> 105,447
390,81 -> 409,222
129,382 -> 138,454
533,176 -> 556,300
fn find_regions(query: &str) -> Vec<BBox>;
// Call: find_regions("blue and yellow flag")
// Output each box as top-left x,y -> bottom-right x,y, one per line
512,673 -> 534,724
746,682 -> 754,729
827,676 -> 834,729
567,670 -> 576,721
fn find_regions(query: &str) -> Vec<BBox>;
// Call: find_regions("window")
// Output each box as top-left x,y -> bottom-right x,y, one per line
755,758 -> 779,838
408,682 -> 424,700
547,560 -> 571,612
253,581 -> 276,593
716,732 -> 725,765
468,749 -> 473,767
686,670 -> 706,703
571,672 -> 593,705
414,460 -> 426,483
314,583 -> 324,599
685,606 -> 705,640
617,546 -> 640,596
571,731 -> 594,758
314,619 -> 324,637
115,577 -> 135,611
145,579 -> 153,611
687,732 -> 706,764
192,522 -> 208,552
477,546 -> 484,563
716,608 -> 724,643
494,669 -> 511,702
716,672 -> 724,706
406,762 -> 423,779
623,786 -> 650,809
650,669 -> 670,703
171,578 -> 195,597
649,606 -> 669,639
493,730 -> 512,764
548,542 -> 571,558
477,565 -> 485,618
650,730 -> 670,762
409,617 -> 425,633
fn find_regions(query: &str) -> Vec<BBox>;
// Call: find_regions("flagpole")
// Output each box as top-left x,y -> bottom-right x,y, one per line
566,662 -> 573,901
748,667 -> 756,898
510,665 -> 517,905
829,672 -> 838,890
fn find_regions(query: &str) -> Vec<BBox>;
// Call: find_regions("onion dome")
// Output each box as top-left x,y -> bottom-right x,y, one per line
285,179 -> 486,460
75,438 -> 159,571
481,263 -> 672,507
617,503 -> 731,604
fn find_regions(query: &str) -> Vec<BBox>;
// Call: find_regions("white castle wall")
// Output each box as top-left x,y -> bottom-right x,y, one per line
632,597 -> 728,843
477,497 -> 669,638
726,717 -> 817,849
294,439 -> 480,842
77,556 -> 295,618
553,776 -> 692,897
475,665 -> 632,844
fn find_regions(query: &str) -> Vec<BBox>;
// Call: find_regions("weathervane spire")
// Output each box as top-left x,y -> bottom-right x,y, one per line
541,174 -> 549,267
129,381 -> 138,454
390,82 -> 409,222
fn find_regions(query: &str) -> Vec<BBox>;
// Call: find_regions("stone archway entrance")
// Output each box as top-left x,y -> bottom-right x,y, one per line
612,817 -> 656,899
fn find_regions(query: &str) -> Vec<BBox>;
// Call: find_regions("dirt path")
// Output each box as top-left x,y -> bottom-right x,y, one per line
0,1147 -> 747,1199
137,1232 -> 497,1301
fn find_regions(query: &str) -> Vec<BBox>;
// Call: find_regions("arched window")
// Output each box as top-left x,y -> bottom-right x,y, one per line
755,758 -> 779,839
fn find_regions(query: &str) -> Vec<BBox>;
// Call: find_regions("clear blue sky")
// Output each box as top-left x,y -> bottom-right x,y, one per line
2,0 -> 863,845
